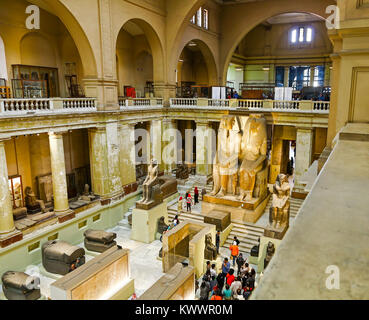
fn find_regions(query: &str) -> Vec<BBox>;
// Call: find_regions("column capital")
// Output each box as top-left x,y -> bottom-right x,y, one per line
195,120 -> 211,126
295,127 -> 314,133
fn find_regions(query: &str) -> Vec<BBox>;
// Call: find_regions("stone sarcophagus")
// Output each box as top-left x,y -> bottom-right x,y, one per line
84,229 -> 117,253
1,271 -> 41,300
42,240 -> 85,275
203,210 -> 231,232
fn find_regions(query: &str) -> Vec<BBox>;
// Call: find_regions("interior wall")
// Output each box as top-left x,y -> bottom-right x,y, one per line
0,0 -> 83,97
179,47 -> 209,86
116,30 -> 153,97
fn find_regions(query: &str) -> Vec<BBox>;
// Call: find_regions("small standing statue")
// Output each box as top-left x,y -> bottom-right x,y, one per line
137,159 -> 160,205
270,174 -> 290,229
264,174 -> 290,240
204,233 -> 218,261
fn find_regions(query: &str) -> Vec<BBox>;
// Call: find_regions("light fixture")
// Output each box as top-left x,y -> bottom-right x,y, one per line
188,41 -> 197,47
262,67 -> 270,71
179,59 -> 184,62
235,67 -> 243,72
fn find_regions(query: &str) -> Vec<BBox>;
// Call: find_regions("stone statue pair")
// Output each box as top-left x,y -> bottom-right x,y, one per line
211,114 -> 267,202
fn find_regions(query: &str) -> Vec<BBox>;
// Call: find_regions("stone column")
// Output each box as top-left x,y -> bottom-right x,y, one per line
185,120 -> 194,166
0,139 -> 23,247
150,119 -> 162,168
0,139 -> 15,235
294,127 -> 314,193
48,132 -> 72,217
195,121 -> 216,184
119,123 -> 137,187
89,126 -> 123,201
145,121 -> 151,164
162,119 -> 179,174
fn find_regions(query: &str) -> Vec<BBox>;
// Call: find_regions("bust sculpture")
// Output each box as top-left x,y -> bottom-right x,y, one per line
204,233 -> 218,261
264,241 -> 275,269
269,174 -> 290,229
79,184 -> 92,202
211,116 -> 242,197
25,187 -> 47,213
238,114 -> 267,201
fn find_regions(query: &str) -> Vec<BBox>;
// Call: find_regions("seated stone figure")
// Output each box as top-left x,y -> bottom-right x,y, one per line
79,184 -> 93,202
137,159 -> 162,206
211,116 -> 242,197
204,233 -> 217,261
2,271 -> 41,301
42,240 -> 85,275
238,114 -> 268,201
157,216 -> 169,235
269,174 -> 290,229
25,186 -> 47,214
264,241 -> 275,269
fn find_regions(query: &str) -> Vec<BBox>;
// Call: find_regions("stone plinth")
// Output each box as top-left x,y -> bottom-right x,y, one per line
203,210 -> 231,232
202,193 -> 270,224
264,224 -> 288,240
131,202 -> 168,244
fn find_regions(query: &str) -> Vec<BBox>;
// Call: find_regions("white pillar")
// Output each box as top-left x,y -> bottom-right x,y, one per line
195,121 -> 216,184
119,123 -> 137,187
0,139 -> 15,235
185,120 -> 194,166
162,119 -> 178,174
48,132 -> 71,215
150,119 -> 162,166
284,67 -> 289,87
294,127 -> 314,193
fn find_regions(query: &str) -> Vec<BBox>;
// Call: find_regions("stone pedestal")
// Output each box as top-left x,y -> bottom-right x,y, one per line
131,202 -> 168,244
203,210 -> 231,232
202,193 -> 270,224
264,224 -> 288,240
256,236 -> 282,273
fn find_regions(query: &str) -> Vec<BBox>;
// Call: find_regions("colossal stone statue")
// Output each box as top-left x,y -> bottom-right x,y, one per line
264,241 -> 275,269
238,114 -> 268,201
211,116 -> 242,197
270,174 -> 290,229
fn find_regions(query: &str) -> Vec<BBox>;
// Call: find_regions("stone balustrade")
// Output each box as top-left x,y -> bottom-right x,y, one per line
119,97 -> 163,109
0,98 -> 97,115
169,98 -> 329,113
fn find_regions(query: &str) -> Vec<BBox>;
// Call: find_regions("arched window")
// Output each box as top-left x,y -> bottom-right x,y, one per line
0,36 -> 8,80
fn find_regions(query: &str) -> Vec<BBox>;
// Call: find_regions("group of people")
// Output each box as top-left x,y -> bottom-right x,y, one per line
178,187 -> 200,213
196,257 -> 256,301
195,236 -> 256,300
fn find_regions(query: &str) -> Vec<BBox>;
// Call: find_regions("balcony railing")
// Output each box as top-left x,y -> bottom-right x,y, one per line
169,98 -> 329,113
119,97 -> 163,109
0,98 -> 97,116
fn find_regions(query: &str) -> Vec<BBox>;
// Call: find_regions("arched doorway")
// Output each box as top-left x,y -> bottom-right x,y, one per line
115,19 -> 164,98
176,40 -> 218,98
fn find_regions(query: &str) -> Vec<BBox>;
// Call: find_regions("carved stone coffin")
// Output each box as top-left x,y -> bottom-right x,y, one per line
42,240 -> 85,275
203,210 -> 231,232
2,271 -> 41,300
83,229 -> 117,253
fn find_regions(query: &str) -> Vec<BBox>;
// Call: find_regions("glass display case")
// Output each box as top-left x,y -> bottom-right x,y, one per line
8,175 -> 24,209
11,65 -> 59,98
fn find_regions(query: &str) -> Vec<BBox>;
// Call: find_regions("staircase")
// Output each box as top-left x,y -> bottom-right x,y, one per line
118,205 -> 135,229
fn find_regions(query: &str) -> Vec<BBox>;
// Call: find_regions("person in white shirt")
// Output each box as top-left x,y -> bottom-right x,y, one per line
210,263 -> 217,277
230,276 -> 242,298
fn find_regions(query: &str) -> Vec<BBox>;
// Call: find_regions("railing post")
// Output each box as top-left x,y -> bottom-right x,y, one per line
197,98 -> 207,107
0,100 -> 4,113
299,100 -> 313,111
229,99 -> 238,108
263,100 -> 273,109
